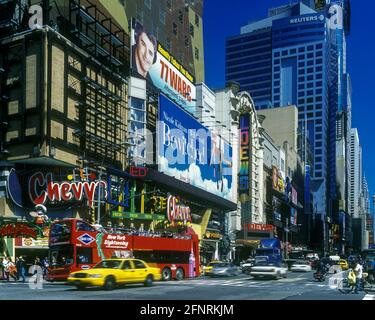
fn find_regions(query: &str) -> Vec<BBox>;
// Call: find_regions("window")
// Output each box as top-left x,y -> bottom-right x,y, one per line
274,52 -> 280,57
316,142 -> 322,148
274,95 -> 280,100
307,45 -> 314,51
173,22 -> 177,36
274,66 -> 280,72
307,67 -> 314,73
195,47 -> 199,59
167,0 -> 172,9
282,50 -> 288,56
290,49 -> 297,54
76,221 -> 96,232
316,119 -> 322,124
315,172 -> 322,177
307,60 -> 314,66
316,88 -> 322,94
298,55 -> 305,60
122,261 -> 132,270
298,98 -> 305,104
316,156 -> 322,162
195,13 -> 199,27
307,53 -> 314,58
316,81 -> 323,87
134,260 -> 146,269
298,91 -> 305,97
274,59 -> 280,65
307,82 -> 314,88
316,51 -> 323,57
298,84 -> 304,90
77,247 -> 93,264
178,10 -> 183,24
316,149 -> 322,155
274,81 -> 280,86
298,69 -> 305,75
298,76 -> 304,82
316,43 -> 323,49
316,58 -> 323,64
298,47 -> 305,52
316,66 -> 322,72
307,90 -> 313,96
316,96 -> 322,102
316,74 -> 323,79
190,23 -> 194,37
307,75 -> 313,81
166,37 -> 171,51
307,97 -> 313,103
298,62 -> 305,67
184,35 -> 189,47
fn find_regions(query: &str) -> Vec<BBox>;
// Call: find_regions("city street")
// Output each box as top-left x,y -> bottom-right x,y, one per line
0,271 -> 373,300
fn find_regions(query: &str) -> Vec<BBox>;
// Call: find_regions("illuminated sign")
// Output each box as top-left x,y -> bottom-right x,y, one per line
167,195 -> 192,223
243,224 -> 274,232
204,231 -> 222,240
239,114 -> 250,200
129,166 -> 148,177
290,14 -> 325,24
0,223 -> 38,239
28,172 -> 107,207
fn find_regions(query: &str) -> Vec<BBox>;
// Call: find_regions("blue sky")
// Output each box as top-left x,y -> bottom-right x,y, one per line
203,0 -> 375,199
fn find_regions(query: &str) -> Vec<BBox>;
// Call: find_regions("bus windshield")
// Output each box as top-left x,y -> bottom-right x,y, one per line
49,245 -> 74,267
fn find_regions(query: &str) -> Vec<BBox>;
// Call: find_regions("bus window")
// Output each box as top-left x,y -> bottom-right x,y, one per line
76,221 -> 97,232
76,247 -> 93,264
50,221 -> 72,243
49,245 -> 74,267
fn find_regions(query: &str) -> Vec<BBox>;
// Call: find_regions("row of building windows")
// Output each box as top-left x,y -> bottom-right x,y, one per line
273,31 -> 325,43
226,46 -> 272,60
273,43 -> 323,57
226,54 -> 270,66
273,24 -> 325,36
227,33 -> 271,46
226,40 -> 271,53
227,61 -> 271,74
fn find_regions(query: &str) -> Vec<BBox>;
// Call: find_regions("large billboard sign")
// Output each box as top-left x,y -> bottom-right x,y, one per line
158,95 -> 234,202
131,20 -> 196,110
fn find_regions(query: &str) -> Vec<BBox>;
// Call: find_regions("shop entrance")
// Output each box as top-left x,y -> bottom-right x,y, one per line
15,248 -> 49,272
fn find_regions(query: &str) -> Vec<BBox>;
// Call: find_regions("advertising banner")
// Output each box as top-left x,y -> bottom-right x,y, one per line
158,94 -> 234,202
290,208 -> 297,226
131,20 -> 196,110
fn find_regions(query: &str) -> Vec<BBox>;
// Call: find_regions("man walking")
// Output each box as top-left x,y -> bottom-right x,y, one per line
16,256 -> 26,283
354,259 -> 363,294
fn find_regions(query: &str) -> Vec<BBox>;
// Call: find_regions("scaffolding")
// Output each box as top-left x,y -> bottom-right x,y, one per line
62,0 -> 129,75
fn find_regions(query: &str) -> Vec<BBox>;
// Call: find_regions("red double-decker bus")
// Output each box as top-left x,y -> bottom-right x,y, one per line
46,219 -> 200,281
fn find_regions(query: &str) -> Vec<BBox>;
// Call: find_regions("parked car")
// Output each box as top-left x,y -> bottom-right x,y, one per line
250,260 -> 288,280
206,262 -> 240,277
67,258 -> 161,290
290,260 -> 312,272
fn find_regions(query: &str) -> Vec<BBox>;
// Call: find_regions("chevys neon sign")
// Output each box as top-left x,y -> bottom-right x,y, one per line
167,195 -> 191,223
28,172 -> 108,206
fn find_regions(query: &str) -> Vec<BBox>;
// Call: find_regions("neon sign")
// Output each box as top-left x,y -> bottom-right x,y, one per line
28,172 -> 107,207
239,114 -> 250,198
0,223 -> 38,239
167,195 -> 191,223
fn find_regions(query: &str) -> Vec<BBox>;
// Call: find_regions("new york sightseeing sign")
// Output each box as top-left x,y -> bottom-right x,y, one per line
131,20 -> 196,110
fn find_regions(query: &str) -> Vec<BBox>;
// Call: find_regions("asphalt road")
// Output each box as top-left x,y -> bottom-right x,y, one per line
0,271 -> 373,300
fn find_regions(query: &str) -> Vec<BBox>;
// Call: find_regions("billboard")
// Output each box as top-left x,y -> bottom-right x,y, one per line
158,94 -> 234,202
131,20 -> 196,110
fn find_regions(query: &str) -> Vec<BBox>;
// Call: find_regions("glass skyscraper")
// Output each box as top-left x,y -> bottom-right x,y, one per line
226,1 -> 351,252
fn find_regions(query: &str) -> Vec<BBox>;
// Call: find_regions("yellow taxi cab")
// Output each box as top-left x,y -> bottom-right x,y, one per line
67,258 -> 161,290
203,260 -> 222,276
338,259 -> 349,270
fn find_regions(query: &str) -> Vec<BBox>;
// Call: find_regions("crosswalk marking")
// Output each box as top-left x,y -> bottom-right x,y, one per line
363,294 -> 375,300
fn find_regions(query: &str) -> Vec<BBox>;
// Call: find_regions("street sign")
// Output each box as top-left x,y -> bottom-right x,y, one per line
111,212 -> 165,220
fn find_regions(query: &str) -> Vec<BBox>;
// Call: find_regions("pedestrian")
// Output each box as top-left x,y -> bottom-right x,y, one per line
2,257 -> 11,281
16,256 -> 26,283
7,259 -> 18,281
353,259 -> 363,294
41,257 -> 49,278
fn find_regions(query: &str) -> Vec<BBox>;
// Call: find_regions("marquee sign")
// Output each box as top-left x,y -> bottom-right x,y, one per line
243,223 -> 274,232
167,195 -> 192,223
239,114 -> 250,201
